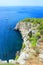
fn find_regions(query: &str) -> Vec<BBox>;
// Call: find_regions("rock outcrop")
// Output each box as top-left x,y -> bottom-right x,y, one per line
14,21 -> 40,65
13,19 -> 43,65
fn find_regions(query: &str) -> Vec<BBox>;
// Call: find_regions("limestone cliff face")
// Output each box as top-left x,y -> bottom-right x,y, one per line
15,21 -> 32,47
15,21 -> 38,43
14,21 -> 39,65
15,21 -> 32,40
14,20 -> 43,65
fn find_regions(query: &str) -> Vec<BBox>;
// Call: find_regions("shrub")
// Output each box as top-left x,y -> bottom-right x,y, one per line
29,36 -> 37,48
36,32 -> 41,39
15,55 -> 19,60
22,43 -> 26,50
23,18 -> 30,22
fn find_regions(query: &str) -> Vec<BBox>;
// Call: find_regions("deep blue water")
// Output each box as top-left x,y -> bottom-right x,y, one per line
0,6 -> 43,61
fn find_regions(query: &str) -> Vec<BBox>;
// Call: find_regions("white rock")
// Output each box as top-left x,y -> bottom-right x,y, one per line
29,49 -> 36,53
1,60 -> 7,63
9,59 -> 16,64
39,54 -> 43,59
39,54 -> 43,62
18,52 -> 29,60
17,52 -> 29,65
18,60 -> 25,65
25,46 -> 29,51
39,49 -> 43,54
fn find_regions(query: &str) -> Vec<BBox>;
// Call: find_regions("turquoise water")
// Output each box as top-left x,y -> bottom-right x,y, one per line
0,6 -> 43,61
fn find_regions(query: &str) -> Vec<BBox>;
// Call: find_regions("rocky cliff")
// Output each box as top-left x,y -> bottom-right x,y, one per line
14,18 -> 43,65
15,20 -> 39,45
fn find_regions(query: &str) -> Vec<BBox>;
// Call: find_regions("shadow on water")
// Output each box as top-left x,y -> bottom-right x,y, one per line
1,28 -> 23,62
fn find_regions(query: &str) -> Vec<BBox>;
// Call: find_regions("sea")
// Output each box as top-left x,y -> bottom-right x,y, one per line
0,6 -> 43,61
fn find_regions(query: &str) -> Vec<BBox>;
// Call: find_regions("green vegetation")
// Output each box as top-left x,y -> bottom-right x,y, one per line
22,18 -> 31,22
21,18 -> 43,35
23,18 -> 43,48
22,18 -> 42,23
36,32 -> 41,39
22,43 -> 26,50
20,18 -> 43,49
36,32 -> 40,37
28,31 -> 40,48
28,31 -> 32,37
15,55 -> 19,60
29,36 -> 37,48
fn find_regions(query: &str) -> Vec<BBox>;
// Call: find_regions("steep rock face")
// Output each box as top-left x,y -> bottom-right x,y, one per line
13,19 -> 43,65
15,21 -> 39,45
15,22 -> 31,38
14,22 -> 32,65
13,21 -> 43,65
15,22 -> 32,47
15,21 -> 39,38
